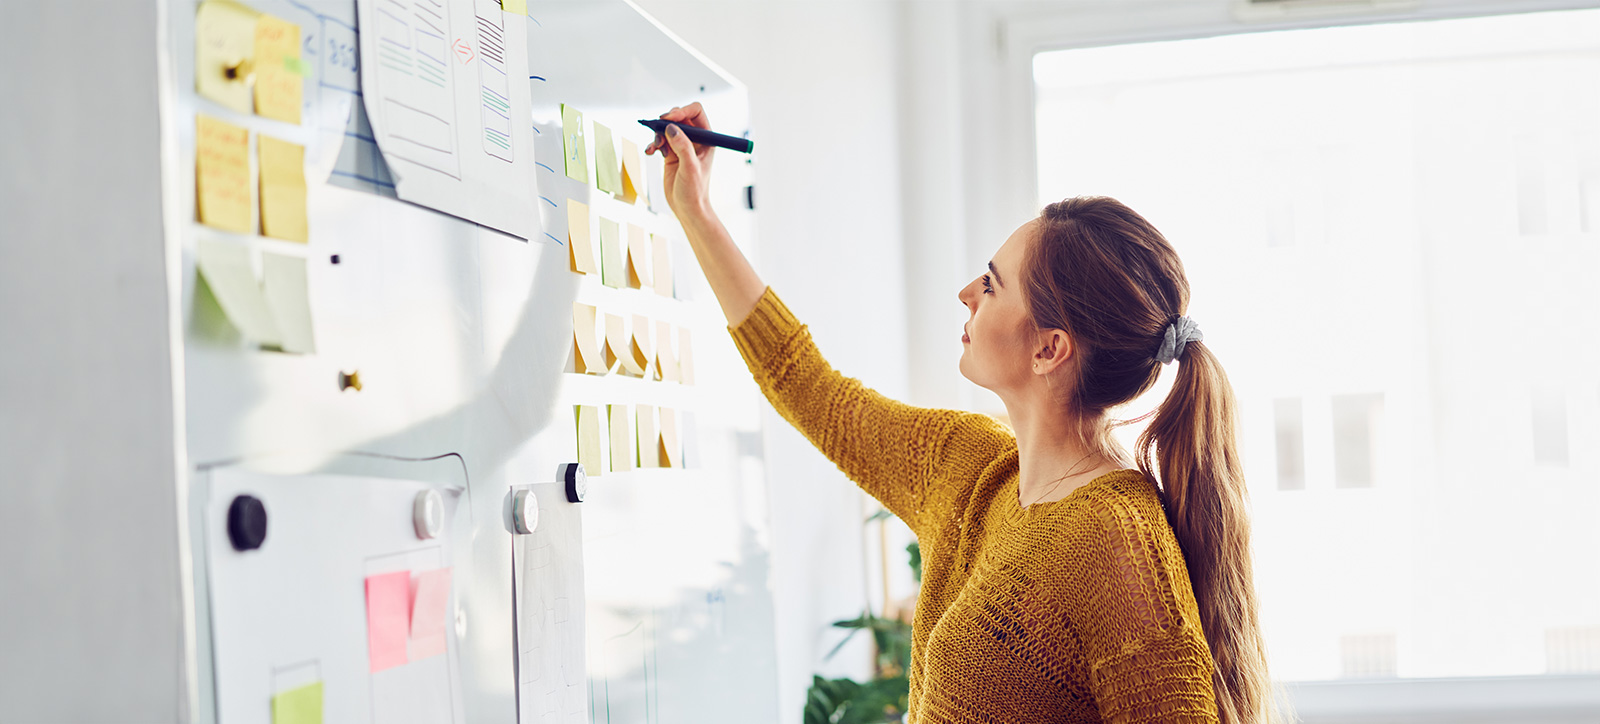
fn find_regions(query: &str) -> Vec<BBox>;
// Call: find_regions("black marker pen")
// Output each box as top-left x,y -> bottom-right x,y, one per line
639,119 -> 754,154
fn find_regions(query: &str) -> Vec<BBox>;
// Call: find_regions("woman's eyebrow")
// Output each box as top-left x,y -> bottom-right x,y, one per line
987,260 -> 1003,288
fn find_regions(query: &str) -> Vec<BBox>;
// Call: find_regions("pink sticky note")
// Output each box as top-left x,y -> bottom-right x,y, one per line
409,568 -> 452,660
365,571 -> 411,672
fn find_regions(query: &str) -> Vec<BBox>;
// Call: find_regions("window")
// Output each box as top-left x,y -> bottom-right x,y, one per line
1273,397 -> 1305,490
1531,388 -> 1569,467
1331,393 -> 1382,489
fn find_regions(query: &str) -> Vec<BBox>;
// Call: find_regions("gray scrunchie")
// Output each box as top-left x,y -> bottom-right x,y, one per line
1153,316 -> 1203,365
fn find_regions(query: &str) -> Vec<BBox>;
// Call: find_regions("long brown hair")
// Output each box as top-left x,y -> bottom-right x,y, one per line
1023,196 -> 1273,724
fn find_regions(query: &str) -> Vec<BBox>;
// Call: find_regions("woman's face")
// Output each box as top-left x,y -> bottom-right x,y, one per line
958,220 -> 1049,394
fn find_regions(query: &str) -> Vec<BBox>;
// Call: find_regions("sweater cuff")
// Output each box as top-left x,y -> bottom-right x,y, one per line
728,287 -> 802,368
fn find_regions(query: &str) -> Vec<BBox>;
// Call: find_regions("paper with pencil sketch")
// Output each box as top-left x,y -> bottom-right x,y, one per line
355,0 -> 536,238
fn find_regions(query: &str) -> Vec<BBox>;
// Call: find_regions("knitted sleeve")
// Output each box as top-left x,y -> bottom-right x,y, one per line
1065,494 -> 1220,723
728,287 -> 1012,533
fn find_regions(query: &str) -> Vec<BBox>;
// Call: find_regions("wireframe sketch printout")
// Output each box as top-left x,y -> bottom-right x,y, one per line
355,0 -> 535,238
513,485 -> 588,724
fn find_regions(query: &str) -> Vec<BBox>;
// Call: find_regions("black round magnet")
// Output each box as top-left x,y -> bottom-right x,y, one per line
561,463 -> 587,503
227,494 -> 268,551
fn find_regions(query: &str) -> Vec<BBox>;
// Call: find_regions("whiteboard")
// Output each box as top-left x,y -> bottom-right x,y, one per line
169,0 -> 779,722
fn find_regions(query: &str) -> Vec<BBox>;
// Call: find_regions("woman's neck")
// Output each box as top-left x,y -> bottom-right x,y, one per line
1004,396 -> 1120,506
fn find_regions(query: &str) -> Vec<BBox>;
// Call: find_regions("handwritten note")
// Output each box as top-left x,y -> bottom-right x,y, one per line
571,303 -> 603,375
561,104 -> 588,184
258,135 -> 307,242
196,114 -> 252,234
626,224 -> 651,289
409,568 -> 452,661
365,571 -> 411,673
598,217 -> 623,288
575,405 -> 603,477
608,405 -> 633,472
194,1 -> 257,113
593,122 -> 622,195
567,200 -> 597,274
254,14 -> 303,124
271,681 -> 323,724
620,138 -> 643,204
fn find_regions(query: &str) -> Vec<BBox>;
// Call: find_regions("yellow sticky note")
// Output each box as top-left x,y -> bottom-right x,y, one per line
593,122 -> 622,195
575,405 -> 603,477
196,114 -> 253,234
619,138 -> 642,205
655,320 -> 678,383
561,104 -> 588,184
626,224 -> 651,289
607,405 -> 632,472
254,14 -> 303,124
598,217 -> 623,288
630,314 -> 653,378
567,200 -> 597,274
195,0 -> 258,114
259,135 -> 308,243
571,303 -> 604,375
678,327 -> 695,385
651,235 -> 673,298
503,0 -> 528,15
272,681 -> 323,724
659,407 -> 681,468
636,405 -> 660,469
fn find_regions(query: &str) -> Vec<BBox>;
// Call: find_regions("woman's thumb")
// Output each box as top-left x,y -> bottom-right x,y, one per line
663,123 -> 696,166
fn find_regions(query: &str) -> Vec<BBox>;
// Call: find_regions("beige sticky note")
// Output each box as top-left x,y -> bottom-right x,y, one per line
254,14 -> 302,124
571,303 -> 604,375
261,253 -> 315,354
195,1 -> 258,114
630,315 -> 653,378
196,114 -> 253,234
626,224 -> 651,289
598,217 -> 623,288
678,327 -> 695,385
602,313 -> 629,375
658,407 -> 681,468
567,200 -> 597,274
196,239 -> 281,345
651,235 -> 672,298
619,138 -> 642,204
607,405 -> 632,472
575,405 -> 604,477
561,104 -> 587,184
636,405 -> 660,469
593,122 -> 622,195
259,135 -> 307,243
655,320 -> 678,383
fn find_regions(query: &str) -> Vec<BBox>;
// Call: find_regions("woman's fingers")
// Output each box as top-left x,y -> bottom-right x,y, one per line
659,102 -> 710,129
661,123 -> 697,170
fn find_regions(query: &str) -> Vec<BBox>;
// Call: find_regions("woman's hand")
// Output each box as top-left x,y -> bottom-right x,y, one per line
645,102 -> 715,222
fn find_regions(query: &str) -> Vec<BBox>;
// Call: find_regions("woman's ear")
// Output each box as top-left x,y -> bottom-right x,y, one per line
1031,328 -> 1074,376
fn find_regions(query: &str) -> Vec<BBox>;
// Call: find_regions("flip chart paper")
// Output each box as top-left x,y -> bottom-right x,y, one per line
196,240 -> 281,345
502,0 -> 527,14
196,114 -> 253,234
365,571 -> 411,672
655,320 -> 678,383
254,14 -> 302,124
271,681 -> 323,724
575,405 -> 603,477
607,405 -> 633,472
409,568 -> 451,660
598,217 -> 623,288
636,405 -> 660,469
651,235 -> 672,298
593,122 -> 622,195
626,224 -> 651,289
195,1 -> 257,113
261,253 -> 316,354
659,407 -> 681,468
567,200 -> 597,274
619,138 -> 642,204
259,135 -> 308,243
679,327 -> 695,385
561,104 -> 588,184
630,314 -> 653,377
571,303 -> 603,375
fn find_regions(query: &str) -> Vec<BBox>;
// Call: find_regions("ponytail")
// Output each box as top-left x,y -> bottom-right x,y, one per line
1135,342 -> 1274,724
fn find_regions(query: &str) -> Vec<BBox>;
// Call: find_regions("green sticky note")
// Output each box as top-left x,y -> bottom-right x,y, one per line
598,217 -> 623,288
283,56 -> 310,76
593,122 -> 622,195
561,104 -> 588,184
272,681 -> 323,724
503,0 -> 528,14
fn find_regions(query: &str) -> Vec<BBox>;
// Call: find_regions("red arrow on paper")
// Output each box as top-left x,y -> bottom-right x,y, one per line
453,39 -> 474,65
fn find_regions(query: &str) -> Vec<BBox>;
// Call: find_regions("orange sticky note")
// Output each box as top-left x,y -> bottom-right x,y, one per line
598,217 -> 623,288
196,114 -> 253,233
575,405 -> 603,476
365,571 -> 410,672
619,138 -> 642,204
678,327 -> 695,385
254,14 -> 302,124
608,405 -> 632,472
409,568 -> 451,660
636,405 -> 660,469
658,407 -> 680,468
651,235 -> 672,297
630,315 -> 653,378
194,1 -> 258,114
259,135 -> 307,242
571,303 -> 603,375
626,224 -> 651,289
655,321 -> 678,382
567,200 -> 597,274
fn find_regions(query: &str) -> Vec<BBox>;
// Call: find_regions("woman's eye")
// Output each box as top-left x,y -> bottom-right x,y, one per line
981,275 -> 993,294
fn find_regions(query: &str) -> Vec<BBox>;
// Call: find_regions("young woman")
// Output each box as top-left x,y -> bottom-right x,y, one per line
646,103 -> 1272,724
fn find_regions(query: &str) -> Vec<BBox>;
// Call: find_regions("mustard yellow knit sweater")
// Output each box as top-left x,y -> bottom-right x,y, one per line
730,288 -> 1219,723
